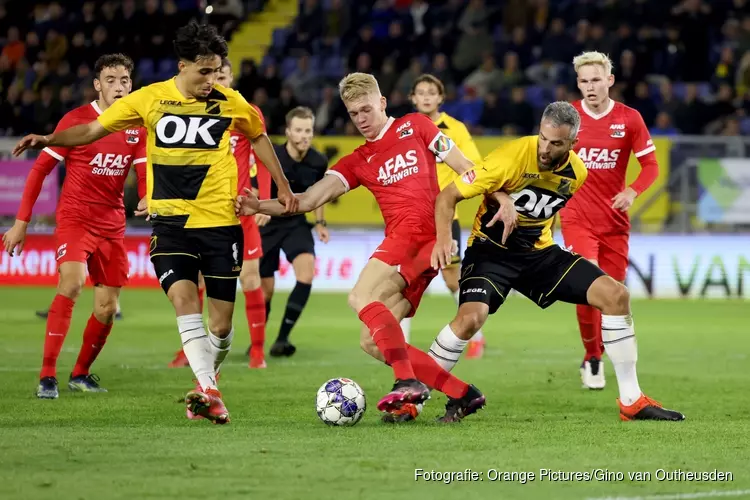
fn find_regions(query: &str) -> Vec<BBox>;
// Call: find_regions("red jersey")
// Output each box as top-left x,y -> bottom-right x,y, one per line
17,101 -> 147,238
560,99 -> 658,230
328,113 -> 455,236
232,103 -> 269,197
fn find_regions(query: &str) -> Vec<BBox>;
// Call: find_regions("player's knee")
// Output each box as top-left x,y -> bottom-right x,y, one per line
208,318 -> 232,337
293,255 -> 315,284
451,308 -> 487,340
593,278 -> 630,315
57,277 -> 84,300
94,298 -> 118,322
169,291 -> 201,316
347,289 -> 368,313
239,272 -> 261,292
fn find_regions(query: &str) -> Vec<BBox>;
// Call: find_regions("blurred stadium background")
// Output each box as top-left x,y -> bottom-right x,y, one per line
1,0 -> 749,297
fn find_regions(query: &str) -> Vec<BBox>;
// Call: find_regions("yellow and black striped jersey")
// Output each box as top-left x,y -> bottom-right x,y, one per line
97,79 -> 265,229
433,112 -> 482,190
453,136 -> 588,251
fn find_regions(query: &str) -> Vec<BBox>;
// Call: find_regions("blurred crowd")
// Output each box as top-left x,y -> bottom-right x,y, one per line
3,0 -> 750,138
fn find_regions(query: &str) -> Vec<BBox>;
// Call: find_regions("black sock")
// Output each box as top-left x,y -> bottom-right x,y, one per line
277,281 -> 311,343
265,300 -> 271,321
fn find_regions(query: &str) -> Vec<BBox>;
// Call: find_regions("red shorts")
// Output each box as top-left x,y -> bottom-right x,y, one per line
55,227 -> 129,287
560,223 -> 629,281
371,233 -> 438,318
241,215 -> 263,261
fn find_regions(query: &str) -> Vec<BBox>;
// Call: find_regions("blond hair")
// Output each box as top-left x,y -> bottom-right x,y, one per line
573,51 -> 613,75
338,72 -> 381,102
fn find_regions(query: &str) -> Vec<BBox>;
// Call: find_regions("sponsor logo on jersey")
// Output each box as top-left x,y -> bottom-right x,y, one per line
56,243 -> 67,260
396,121 -> 411,133
577,147 -> 621,170
462,287 -> 487,294
523,172 -> 542,179
159,100 -> 182,106
461,170 -> 476,184
610,123 -> 626,138
510,188 -> 567,219
89,153 -> 132,175
154,114 -> 231,149
396,121 -> 413,138
376,150 -> 419,186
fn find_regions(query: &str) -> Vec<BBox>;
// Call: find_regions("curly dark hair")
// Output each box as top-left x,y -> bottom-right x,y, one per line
173,21 -> 228,62
93,53 -> 134,79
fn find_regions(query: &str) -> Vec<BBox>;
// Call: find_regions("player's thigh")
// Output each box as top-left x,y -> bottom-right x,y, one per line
196,225 -> 243,303
458,245 -> 517,316
55,228 -> 96,297
560,222 -> 600,262
88,237 -> 129,289
239,257 -> 261,291
519,246 -> 606,309
93,284 -> 121,321
441,265 -> 460,291
597,231 -> 629,282
283,223 -> 316,283
349,258 -> 407,312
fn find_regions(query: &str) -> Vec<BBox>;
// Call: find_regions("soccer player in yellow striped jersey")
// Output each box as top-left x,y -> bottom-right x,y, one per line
12,22 -> 300,425
409,74 -> 487,354
424,102 -> 685,422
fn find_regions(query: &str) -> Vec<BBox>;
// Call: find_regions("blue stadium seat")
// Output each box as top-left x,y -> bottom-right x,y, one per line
458,100 -> 484,126
740,117 -> 750,135
260,54 -> 276,71
322,56 -> 345,79
281,57 -> 298,78
157,59 -> 175,80
442,101 -> 461,117
524,85 -> 548,108
272,28 -> 289,50
137,59 -> 156,83
672,82 -> 686,100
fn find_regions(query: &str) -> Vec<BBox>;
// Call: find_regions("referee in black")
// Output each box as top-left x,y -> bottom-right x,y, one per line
259,106 -> 330,357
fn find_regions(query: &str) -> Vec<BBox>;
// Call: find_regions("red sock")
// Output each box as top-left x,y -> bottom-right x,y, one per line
72,314 -> 113,377
40,294 -> 76,379
244,288 -> 266,349
358,302 -> 415,380
198,287 -> 205,312
406,345 -> 469,399
577,304 -> 603,359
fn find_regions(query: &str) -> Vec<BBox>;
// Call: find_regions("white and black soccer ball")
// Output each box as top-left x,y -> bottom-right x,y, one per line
316,378 -> 366,426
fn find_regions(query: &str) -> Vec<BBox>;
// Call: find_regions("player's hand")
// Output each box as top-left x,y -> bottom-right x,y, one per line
12,134 -> 49,157
487,191 -> 518,245
611,187 -> 637,211
315,224 -> 330,243
2,220 -> 29,256
277,185 -> 299,213
431,236 -> 455,270
134,197 -> 150,220
236,188 -> 260,216
254,213 -> 271,226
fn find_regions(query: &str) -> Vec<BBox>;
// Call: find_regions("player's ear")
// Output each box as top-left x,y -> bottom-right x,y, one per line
380,95 -> 387,111
177,60 -> 186,73
607,74 -> 615,88
93,78 -> 101,93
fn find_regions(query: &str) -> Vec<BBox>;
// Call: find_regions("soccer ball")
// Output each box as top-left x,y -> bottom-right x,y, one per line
316,378 -> 366,426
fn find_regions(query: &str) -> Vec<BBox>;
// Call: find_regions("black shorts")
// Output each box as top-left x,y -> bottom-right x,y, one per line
459,242 -> 605,314
149,224 -> 243,302
259,219 -> 315,278
446,218 -> 462,268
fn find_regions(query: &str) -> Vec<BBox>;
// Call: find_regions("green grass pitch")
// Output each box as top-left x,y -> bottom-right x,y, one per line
0,287 -> 749,500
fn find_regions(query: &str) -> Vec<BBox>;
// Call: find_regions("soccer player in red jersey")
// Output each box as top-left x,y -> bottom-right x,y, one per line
560,51 -> 659,390
2,54 -> 146,399
168,57 -> 269,369
237,72 -> 489,422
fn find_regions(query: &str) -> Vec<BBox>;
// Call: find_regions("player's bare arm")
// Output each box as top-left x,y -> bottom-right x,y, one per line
314,205 -> 329,243
12,120 -> 110,157
442,146 -> 474,176
237,174 -> 346,217
250,133 -> 299,213
432,183 -> 464,270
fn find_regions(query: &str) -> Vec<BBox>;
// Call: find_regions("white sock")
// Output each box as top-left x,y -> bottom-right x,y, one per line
452,290 -> 484,341
115,299 -> 121,314
177,314 -> 217,391
400,317 -> 411,343
428,324 -> 468,371
208,327 -> 234,374
602,314 -> 641,406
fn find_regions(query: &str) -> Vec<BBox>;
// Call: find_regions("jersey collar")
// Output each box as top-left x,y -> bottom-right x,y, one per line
369,116 -> 395,142
90,100 -> 103,115
580,98 -> 615,120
